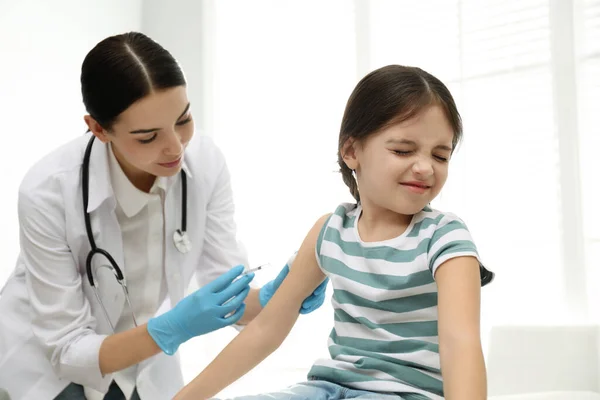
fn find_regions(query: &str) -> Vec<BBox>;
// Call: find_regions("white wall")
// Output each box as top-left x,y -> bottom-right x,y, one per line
0,0 -> 142,285
142,0 -> 212,137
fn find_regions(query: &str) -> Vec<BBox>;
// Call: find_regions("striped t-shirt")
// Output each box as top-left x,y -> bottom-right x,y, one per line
307,202 -> 488,399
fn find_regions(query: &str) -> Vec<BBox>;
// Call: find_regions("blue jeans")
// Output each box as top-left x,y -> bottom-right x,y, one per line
218,380 -> 428,400
54,381 -> 140,400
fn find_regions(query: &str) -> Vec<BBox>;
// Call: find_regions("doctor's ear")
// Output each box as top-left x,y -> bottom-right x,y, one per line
341,138 -> 359,171
84,115 -> 111,143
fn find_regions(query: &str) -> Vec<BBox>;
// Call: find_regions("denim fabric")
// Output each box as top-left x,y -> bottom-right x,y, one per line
218,380 -> 416,400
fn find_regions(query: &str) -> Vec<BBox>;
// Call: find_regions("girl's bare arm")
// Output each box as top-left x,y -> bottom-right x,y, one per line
174,215 -> 330,400
436,256 -> 487,400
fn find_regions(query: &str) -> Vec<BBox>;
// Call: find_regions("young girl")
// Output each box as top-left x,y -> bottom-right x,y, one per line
174,65 -> 494,400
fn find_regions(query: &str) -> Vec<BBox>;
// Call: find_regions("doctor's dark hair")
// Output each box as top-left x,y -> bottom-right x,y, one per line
337,65 -> 463,202
81,32 -> 186,130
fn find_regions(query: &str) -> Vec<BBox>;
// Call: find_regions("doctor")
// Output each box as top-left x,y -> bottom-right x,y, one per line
0,32 -> 327,400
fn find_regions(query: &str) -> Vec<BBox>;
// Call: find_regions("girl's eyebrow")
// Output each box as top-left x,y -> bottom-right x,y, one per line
435,145 -> 453,152
385,139 -> 452,151
385,139 -> 416,145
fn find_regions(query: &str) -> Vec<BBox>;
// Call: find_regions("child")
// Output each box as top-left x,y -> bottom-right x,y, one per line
174,65 -> 494,400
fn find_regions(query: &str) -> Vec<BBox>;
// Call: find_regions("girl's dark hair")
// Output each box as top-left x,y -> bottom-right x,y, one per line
81,32 -> 186,130
337,65 -> 462,202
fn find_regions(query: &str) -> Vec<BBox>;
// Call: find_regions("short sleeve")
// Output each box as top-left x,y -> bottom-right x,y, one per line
314,215 -> 333,272
427,214 -> 494,286
314,206 -> 346,272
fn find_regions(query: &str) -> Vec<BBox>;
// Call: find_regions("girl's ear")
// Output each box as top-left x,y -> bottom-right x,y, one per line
84,115 -> 111,144
341,138 -> 359,171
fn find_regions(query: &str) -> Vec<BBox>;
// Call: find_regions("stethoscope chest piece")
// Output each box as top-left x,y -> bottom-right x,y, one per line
173,229 -> 192,254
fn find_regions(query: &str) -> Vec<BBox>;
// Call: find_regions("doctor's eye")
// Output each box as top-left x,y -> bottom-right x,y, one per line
138,133 -> 157,144
176,116 -> 192,126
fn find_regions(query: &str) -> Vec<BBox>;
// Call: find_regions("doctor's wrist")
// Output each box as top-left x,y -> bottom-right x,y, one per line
147,316 -> 186,356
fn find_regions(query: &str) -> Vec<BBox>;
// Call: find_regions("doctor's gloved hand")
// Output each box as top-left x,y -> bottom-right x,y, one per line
259,253 -> 329,314
147,265 -> 254,355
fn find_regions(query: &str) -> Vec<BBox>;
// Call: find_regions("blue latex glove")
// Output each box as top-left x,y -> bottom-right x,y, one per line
259,255 -> 329,314
147,264 -> 254,355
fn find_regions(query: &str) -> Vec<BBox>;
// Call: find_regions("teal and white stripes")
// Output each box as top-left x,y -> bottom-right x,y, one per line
308,203 -> 480,399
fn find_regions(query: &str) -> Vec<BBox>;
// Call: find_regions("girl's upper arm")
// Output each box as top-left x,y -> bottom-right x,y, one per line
172,214 -> 334,400
429,214 -> 483,340
255,213 -> 331,322
435,256 -> 482,341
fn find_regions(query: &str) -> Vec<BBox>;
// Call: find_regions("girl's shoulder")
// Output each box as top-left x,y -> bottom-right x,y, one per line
413,205 -> 469,238
324,202 -> 359,230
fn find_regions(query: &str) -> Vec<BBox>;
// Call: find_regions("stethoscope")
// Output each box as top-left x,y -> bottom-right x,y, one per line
82,135 -> 191,331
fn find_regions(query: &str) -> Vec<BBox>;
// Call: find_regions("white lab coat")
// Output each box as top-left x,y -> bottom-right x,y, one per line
0,133 -> 249,400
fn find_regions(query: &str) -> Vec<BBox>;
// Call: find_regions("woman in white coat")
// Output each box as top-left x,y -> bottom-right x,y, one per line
0,32 -> 327,400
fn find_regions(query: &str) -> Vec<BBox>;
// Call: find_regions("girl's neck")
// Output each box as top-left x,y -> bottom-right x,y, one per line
357,200 -> 413,243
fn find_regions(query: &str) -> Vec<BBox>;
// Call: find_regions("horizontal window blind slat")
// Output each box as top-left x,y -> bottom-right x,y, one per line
461,0 -> 550,76
583,0 -> 600,55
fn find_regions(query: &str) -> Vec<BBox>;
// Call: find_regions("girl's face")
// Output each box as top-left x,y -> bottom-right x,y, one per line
85,86 -> 194,189
344,104 -> 455,217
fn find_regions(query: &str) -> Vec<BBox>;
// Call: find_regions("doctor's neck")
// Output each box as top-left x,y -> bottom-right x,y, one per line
111,143 -> 158,193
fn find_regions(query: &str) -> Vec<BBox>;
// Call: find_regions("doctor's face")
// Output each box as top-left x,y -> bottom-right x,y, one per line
89,86 -> 194,189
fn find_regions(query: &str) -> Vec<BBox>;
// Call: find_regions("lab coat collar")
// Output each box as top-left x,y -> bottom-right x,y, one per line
85,135 -> 193,214
107,143 -> 169,218
181,157 -> 192,179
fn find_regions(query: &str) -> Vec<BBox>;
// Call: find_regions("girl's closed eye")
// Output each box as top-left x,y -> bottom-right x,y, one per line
393,149 -> 449,162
